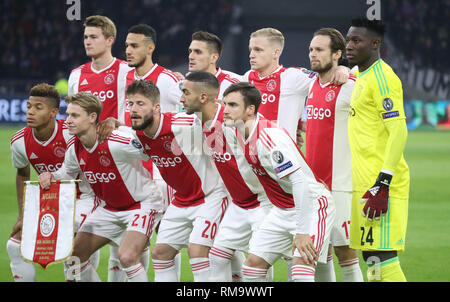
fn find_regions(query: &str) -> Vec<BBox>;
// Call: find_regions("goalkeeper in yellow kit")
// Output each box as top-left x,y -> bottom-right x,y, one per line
346,18 -> 410,282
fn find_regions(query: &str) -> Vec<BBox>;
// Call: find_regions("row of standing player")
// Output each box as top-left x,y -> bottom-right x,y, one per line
9,15 -> 408,282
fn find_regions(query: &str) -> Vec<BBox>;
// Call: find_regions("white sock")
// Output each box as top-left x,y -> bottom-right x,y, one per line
231,250 -> 246,282
292,265 -> 315,282
190,257 -> 210,282
315,255 -> 336,282
266,266 -> 274,282
209,246 -> 233,282
108,245 -> 126,282
141,247 -> 150,272
90,249 -> 100,270
124,263 -> 148,282
78,260 -> 101,282
153,259 -> 178,282
6,238 -> 36,282
174,251 -> 181,281
283,257 -> 293,282
339,258 -> 364,282
242,265 -> 268,282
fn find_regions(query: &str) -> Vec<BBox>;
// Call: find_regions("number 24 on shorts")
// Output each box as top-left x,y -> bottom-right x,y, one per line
360,226 -> 374,246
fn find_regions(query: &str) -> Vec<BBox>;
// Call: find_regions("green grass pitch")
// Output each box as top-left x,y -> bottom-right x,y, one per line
0,126 -> 449,282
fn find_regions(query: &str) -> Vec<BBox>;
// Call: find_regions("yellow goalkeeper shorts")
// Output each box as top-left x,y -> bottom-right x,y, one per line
349,191 -> 408,252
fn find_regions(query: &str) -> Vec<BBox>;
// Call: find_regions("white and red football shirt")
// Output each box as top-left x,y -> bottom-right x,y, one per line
202,104 -> 269,209
215,68 -> 240,100
232,114 -> 326,211
10,119 -> 92,197
11,119 -> 70,174
130,112 -> 226,208
242,66 -> 316,139
124,63 -> 182,126
305,76 -> 356,192
68,58 -> 131,123
52,130 -> 162,212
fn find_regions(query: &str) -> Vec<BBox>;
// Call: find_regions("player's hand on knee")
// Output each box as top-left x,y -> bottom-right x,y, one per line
361,171 -> 392,221
294,233 -> 317,265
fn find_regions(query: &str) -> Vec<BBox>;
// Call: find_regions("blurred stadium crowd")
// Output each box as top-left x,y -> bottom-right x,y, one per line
0,0 -> 234,94
0,0 -> 447,95
384,0 -> 449,73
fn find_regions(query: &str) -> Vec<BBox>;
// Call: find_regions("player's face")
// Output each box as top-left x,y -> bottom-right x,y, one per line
223,91 -> 248,127
84,26 -> 111,58
126,33 -> 151,68
26,96 -> 57,129
65,103 -> 96,136
188,40 -> 216,72
346,27 -> 373,67
180,80 -> 202,115
128,93 -> 158,130
249,36 -> 278,73
309,35 -> 334,73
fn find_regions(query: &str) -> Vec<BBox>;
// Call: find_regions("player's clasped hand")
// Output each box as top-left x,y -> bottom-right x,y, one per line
361,171 -> 392,221
38,172 -> 54,191
293,233 -> 317,265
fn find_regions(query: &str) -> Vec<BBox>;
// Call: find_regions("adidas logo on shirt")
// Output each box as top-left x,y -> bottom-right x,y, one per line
81,79 -> 89,85
79,158 -> 86,165
30,153 -> 38,159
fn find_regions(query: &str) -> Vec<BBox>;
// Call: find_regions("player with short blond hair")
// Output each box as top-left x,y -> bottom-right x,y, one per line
242,27 -> 349,141
68,15 -> 131,123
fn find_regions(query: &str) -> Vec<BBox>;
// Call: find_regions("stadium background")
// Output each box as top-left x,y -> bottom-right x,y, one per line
0,0 -> 449,282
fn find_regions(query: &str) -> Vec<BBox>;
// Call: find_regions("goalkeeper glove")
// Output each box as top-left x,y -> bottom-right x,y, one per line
360,171 -> 393,221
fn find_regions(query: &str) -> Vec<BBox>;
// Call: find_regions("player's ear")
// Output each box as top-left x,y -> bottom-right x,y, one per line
50,106 -> 59,117
273,47 -> 281,60
333,50 -> 342,62
106,36 -> 115,48
246,104 -> 256,116
200,92 -> 209,104
371,37 -> 381,50
211,52 -> 219,65
154,103 -> 161,114
90,112 -> 98,124
147,42 -> 155,55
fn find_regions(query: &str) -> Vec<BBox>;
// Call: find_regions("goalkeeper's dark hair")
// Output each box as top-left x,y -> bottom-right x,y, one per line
223,82 -> 262,113
351,18 -> 386,38
30,83 -> 61,109
128,24 -> 157,44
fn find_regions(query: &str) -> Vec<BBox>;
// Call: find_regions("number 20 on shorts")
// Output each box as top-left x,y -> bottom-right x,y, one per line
202,220 -> 217,239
